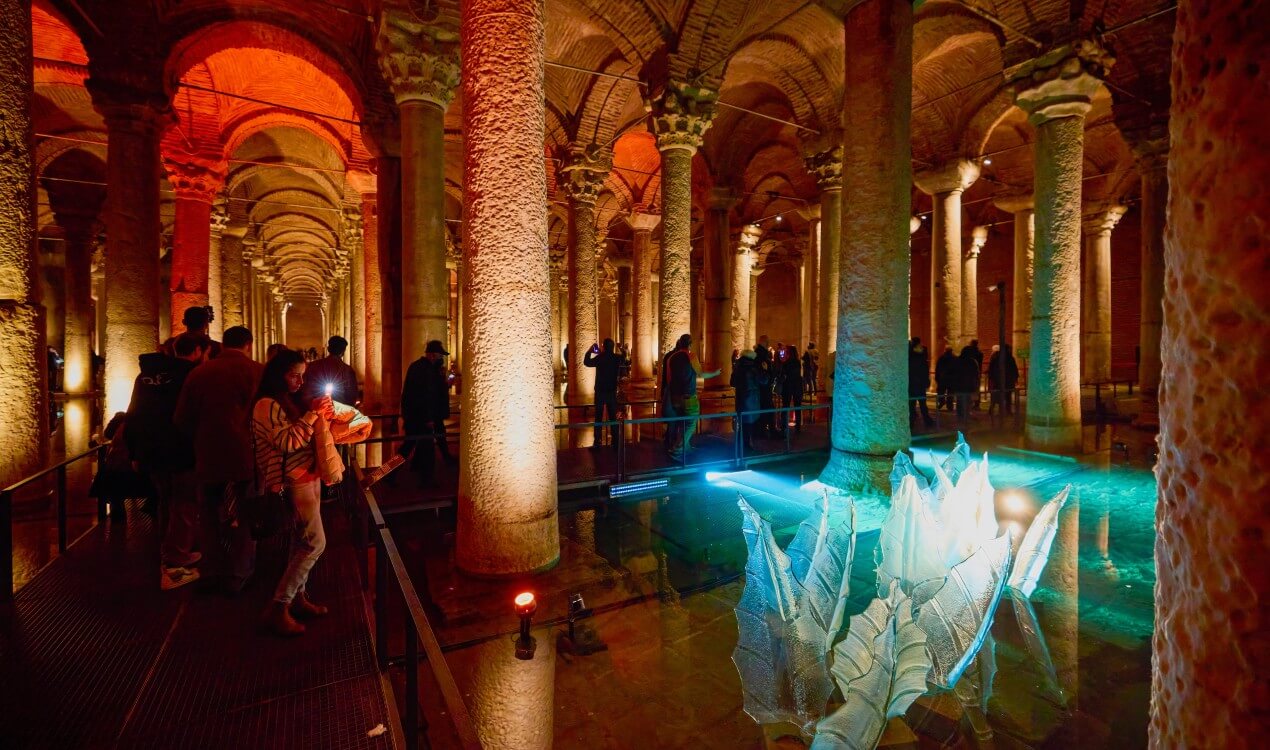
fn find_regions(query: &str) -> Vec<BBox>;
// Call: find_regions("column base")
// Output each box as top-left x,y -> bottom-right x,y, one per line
1024,420 -> 1083,453
818,448 -> 893,498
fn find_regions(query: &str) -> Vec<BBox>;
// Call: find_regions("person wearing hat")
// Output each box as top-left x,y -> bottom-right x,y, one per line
400,339 -> 454,483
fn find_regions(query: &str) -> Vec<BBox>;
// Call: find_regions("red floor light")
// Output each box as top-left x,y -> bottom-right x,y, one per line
514,592 -> 537,660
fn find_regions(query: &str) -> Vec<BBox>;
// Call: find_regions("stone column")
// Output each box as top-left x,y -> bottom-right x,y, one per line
648,81 -> 715,355
731,224 -> 762,354
207,204 -> 228,338
914,159 -> 979,352
90,87 -> 169,415
1133,138 -> 1168,423
343,206 -> 366,382
747,268 -> 760,345
805,146 -> 842,355
964,225 -> 987,344
705,187 -> 735,388
548,249 -> 565,382
617,263 -> 633,347
799,205 -> 821,347
1081,204 -> 1125,383
1153,2 -> 1267,743
628,213 -> 659,385
219,221 -> 246,329
562,145 -> 611,406
994,194 -> 1035,363
819,0 -> 913,495
1008,39 -> 1113,450
162,155 -> 226,331
377,158 -> 403,408
459,0 -> 557,575
908,215 -> 920,338
54,213 -> 99,396
378,12 -> 460,373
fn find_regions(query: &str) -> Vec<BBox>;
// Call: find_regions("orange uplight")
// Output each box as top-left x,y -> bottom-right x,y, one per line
514,592 -> 535,607
514,591 -> 537,620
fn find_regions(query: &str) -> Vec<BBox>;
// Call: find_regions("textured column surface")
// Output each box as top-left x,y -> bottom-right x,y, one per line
1009,40 -> 1112,450
207,205 -> 228,339
964,226 -> 987,344
731,224 -> 761,352
1152,2 -> 1269,744
617,264 -> 632,347
345,207 -> 367,384
468,629 -> 555,749
996,194 -> 1035,363
1081,204 -> 1124,383
747,270 -> 759,346
705,188 -> 734,388
819,0 -> 912,496
219,223 -> 246,329
163,156 -> 225,331
459,0 -> 558,576
628,214 -> 659,384
915,159 -> 979,352
0,0 -> 48,485
800,205 -> 821,348
361,196 -> 382,411
61,219 -> 96,395
805,143 -> 843,356
97,102 -> 166,415
563,146 -> 610,405
1135,142 -> 1167,398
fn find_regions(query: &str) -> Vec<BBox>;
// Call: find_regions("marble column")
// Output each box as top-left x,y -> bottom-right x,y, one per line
162,155 -> 226,330
1134,138 -> 1168,422
1153,2 -> 1267,742
459,0 -> 557,575
56,213 -> 98,396
91,90 -> 169,415
617,263 -> 633,347
798,205 -> 821,348
731,224 -> 762,354
562,145 -> 611,406
1008,39 -> 1113,450
208,204 -> 228,339
819,0 -> 913,495
628,213 -> 659,385
805,145 -> 842,355
705,187 -> 736,388
994,194 -> 1035,363
747,268 -> 760,346
914,159 -> 979,352
377,13 -> 460,373
344,206 -> 366,383
964,225 -> 988,345
648,81 -> 715,356
219,222 -> 246,329
1081,204 -> 1125,383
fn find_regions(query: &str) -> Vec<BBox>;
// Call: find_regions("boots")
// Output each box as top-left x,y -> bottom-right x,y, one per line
262,601 -> 306,637
291,591 -> 329,620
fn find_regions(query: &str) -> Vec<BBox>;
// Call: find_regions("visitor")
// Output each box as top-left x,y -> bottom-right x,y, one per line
961,339 -> 984,407
754,335 -> 776,436
908,337 -> 935,428
399,339 -> 454,484
659,337 -> 688,450
954,346 -> 980,421
126,332 -> 209,590
162,306 -> 222,360
935,346 -> 957,411
583,338 -> 621,448
266,343 -> 289,361
730,348 -> 766,452
988,343 -> 1020,416
782,344 -> 804,433
302,335 -> 359,406
174,325 -> 263,596
802,342 -> 819,396
663,333 -> 720,461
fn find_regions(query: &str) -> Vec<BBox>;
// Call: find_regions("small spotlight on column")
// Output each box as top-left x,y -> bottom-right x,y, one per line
514,592 -> 537,660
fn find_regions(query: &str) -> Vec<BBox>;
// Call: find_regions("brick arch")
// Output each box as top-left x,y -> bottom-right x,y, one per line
723,34 -> 836,131
555,0 -> 667,68
574,52 -> 643,146
223,112 -> 351,166
34,0 -> 88,66
34,132 -> 106,174
959,85 -> 1018,158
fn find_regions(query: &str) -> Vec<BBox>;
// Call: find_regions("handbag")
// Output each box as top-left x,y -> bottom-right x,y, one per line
241,401 -> 297,539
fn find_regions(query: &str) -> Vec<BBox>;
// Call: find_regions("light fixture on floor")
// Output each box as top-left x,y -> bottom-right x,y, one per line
514,592 -> 537,660
608,477 -> 669,498
558,592 -> 607,657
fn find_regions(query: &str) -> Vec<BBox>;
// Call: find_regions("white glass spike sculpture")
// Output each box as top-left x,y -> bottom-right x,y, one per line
875,475 -> 948,604
1007,486 -> 1072,597
889,450 -> 930,497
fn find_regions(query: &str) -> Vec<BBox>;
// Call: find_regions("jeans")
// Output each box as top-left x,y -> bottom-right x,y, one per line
594,392 -> 620,446
198,481 -> 257,589
782,390 -> 803,430
152,470 -> 199,567
667,395 -> 700,459
273,478 -> 326,604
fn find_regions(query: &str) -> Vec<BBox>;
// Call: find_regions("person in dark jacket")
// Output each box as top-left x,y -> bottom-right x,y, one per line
953,348 -> 980,421
400,339 -> 453,482
128,333 -> 208,590
662,333 -> 720,460
987,344 -> 1021,416
584,338 -> 622,448
781,345 -> 805,433
730,348 -> 767,451
802,343 -> 819,396
754,336 -> 777,436
961,339 -> 984,407
908,337 -> 935,428
161,305 -> 222,360
934,347 -> 957,411
301,335 -> 359,406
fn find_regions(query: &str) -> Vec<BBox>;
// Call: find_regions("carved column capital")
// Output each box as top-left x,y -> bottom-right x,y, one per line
804,146 -> 843,191
737,223 -> 763,254
708,186 -> 738,211
560,144 -> 612,205
376,11 -> 461,109
647,80 -> 717,154
341,206 -> 364,251
1007,39 -> 1115,125
162,153 -> 227,203
626,212 -> 661,234
913,158 -> 980,196
993,192 -> 1035,214
210,203 -> 230,236
1082,203 -> 1127,236
910,216 -> 922,235
1130,136 -> 1169,175
969,226 -> 988,257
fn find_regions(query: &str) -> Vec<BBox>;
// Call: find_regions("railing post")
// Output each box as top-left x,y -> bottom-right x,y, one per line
56,465 -> 68,554
375,535 -> 389,671
1,490 -> 12,603
734,414 -> 742,468
617,414 -> 626,482
405,612 -> 421,750
95,443 -> 108,521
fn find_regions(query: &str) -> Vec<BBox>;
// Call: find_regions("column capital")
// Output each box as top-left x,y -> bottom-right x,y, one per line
1007,39 -> 1115,125
162,153 -> 227,203
240,236 -> 258,263
968,225 -> 988,257
626,212 -> 661,233
913,158 -> 980,196
376,10 -> 461,109
799,204 -> 822,223
86,62 -> 172,136
993,192 -> 1034,214
560,144 -> 612,205
646,80 -> 717,154
708,186 -> 738,211
1082,203 -> 1127,235
910,215 -> 922,235
341,206 -> 364,250
346,170 -> 377,197
1130,135 -> 1169,175
737,223 -> 763,254
804,146 -> 843,191
210,203 -> 230,236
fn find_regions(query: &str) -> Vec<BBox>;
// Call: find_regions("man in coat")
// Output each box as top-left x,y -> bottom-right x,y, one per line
908,337 -> 935,428
302,335 -> 359,406
400,339 -> 454,483
934,346 -> 957,411
584,338 -> 622,448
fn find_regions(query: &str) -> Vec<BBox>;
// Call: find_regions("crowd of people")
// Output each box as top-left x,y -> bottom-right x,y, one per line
911,336 -> 1019,427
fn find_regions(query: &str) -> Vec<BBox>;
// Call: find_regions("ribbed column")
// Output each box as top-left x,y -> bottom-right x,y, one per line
805,145 -> 842,355
705,187 -> 736,388
1081,204 -> 1125,383
1135,139 -> 1167,421
459,0 -> 557,576
819,0 -> 913,495
1009,39 -> 1113,450
0,0 -> 47,485
208,204 -> 228,338
1153,2 -> 1267,743
914,159 -> 979,351
648,82 -> 715,356
162,154 -> 226,330
377,11 -> 460,375
995,194 -> 1035,363
562,145 -> 611,406
964,225 -> 987,344
628,213 -> 659,385
731,224 -> 761,354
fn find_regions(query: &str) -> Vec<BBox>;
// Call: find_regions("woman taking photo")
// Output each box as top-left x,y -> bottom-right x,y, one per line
253,349 -> 367,636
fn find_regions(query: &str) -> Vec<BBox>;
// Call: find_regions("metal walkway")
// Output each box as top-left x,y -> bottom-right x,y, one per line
0,503 -> 398,750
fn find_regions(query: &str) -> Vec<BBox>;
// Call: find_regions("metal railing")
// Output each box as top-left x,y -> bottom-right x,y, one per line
344,457 -> 480,750
2,441 -> 108,600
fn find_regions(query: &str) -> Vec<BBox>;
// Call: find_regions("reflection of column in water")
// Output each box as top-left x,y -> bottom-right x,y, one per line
657,551 -> 690,688
1094,491 -> 1117,579
468,631 -> 555,749
574,509 -> 596,554
64,399 -> 94,498
1038,489 -> 1080,709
